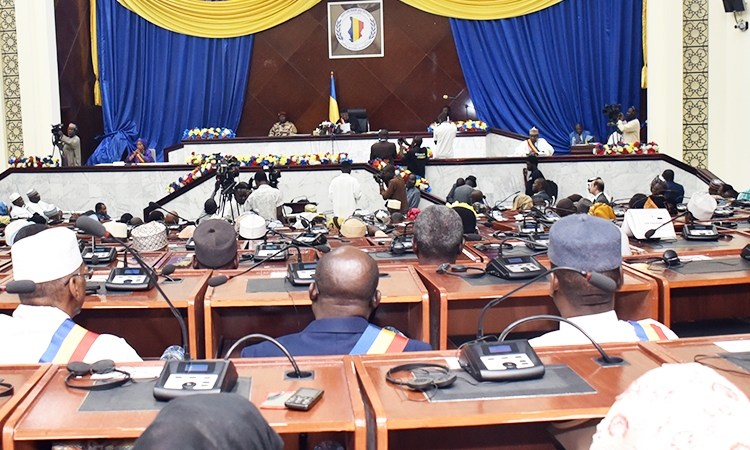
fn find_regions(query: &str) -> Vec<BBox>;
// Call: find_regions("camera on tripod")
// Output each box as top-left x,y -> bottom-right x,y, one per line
263,163 -> 281,189
602,104 -> 622,128
215,154 -> 240,192
51,123 -> 63,146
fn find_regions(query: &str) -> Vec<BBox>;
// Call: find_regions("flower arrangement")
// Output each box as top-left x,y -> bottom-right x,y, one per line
8,155 -> 60,168
427,120 -> 488,133
313,121 -> 336,136
181,127 -> 235,140
593,141 -> 660,156
370,158 -> 431,193
168,152 -> 352,192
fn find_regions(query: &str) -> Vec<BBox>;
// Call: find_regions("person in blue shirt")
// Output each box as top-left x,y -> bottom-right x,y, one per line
569,123 -> 594,145
94,202 -> 111,221
241,246 -> 431,357
661,170 -> 685,204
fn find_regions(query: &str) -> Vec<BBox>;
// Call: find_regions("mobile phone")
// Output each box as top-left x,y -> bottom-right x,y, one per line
284,387 -> 324,411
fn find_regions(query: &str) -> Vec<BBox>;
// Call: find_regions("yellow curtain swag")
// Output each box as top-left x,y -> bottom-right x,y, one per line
116,0 -> 322,38
398,0 -> 563,20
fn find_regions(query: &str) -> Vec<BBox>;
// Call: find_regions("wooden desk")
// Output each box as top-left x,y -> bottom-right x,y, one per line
639,335 -> 750,395
204,265 -> 429,358
626,253 -> 750,326
356,244 -> 483,266
354,345 -> 664,450
0,365 -> 49,442
416,262 -> 660,349
626,230 -> 750,259
157,246 -> 318,270
0,270 -> 211,359
2,357 -> 365,450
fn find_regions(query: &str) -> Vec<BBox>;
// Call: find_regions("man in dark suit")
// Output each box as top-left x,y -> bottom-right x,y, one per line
240,247 -> 431,357
369,129 -> 397,163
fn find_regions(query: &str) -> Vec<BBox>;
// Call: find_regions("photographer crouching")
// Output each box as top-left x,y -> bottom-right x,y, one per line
376,164 -> 408,215
55,123 -> 81,166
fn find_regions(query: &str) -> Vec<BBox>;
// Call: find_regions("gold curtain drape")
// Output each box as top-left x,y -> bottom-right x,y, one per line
398,0 -> 563,20
116,0 -> 322,38
641,0 -> 648,89
91,0 -> 101,106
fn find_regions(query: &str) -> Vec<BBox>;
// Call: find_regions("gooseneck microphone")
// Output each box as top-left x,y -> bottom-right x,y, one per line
1,280 -> 36,294
644,211 -> 688,239
76,215 -> 190,359
207,244 -> 297,288
498,315 -> 625,366
495,191 -> 521,209
223,333 -> 313,379
147,202 -> 196,225
476,266 -> 617,338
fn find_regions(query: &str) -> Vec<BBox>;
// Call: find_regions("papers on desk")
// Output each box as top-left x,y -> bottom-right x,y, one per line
714,340 -> 750,353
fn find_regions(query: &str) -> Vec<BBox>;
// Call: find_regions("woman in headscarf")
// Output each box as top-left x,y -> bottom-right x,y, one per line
127,138 -> 155,164
133,393 -> 283,450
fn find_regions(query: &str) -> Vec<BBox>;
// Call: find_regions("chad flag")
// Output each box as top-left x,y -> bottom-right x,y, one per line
349,17 -> 364,42
329,72 -> 340,123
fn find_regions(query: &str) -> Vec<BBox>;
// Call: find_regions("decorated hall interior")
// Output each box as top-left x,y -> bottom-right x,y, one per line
1,0 -> 750,449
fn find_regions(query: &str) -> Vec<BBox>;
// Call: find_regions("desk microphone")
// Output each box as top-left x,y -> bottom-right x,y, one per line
76,215 -> 190,359
496,236 -> 548,256
161,264 -> 181,282
223,333 -> 313,379
207,244 -> 302,287
476,266 -> 617,338
498,315 -> 625,366
147,202 -> 195,225
1,280 -> 36,294
644,211 -> 688,239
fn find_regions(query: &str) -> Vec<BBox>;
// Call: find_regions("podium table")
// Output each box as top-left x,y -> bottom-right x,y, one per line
416,262 -> 659,349
354,344 -> 665,450
2,357 -> 366,450
204,265 -> 429,358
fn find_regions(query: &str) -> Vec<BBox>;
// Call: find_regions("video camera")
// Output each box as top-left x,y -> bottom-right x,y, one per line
51,123 -> 63,146
215,154 -> 240,192
602,104 -> 622,128
263,163 -> 281,189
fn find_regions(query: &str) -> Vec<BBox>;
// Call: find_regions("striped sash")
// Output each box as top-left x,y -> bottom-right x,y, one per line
628,320 -> 670,341
526,140 -> 539,155
39,318 -> 99,363
350,324 -> 409,355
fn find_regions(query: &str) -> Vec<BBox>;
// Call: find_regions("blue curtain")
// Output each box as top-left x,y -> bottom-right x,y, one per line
450,0 -> 643,153
89,0 -> 254,164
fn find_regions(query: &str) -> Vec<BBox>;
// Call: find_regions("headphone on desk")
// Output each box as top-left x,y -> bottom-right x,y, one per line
65,359 -> 132,391
436,263 -> 486,278
386,363 -> 457,391
0,378 -> 13,397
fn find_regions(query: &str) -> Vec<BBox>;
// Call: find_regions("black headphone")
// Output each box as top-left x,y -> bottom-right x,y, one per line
65,359 -> 132,391
662,249 -> 681,267
390,222 -> 415,255
0,378 -> 13,397
386,363 -> 457,391
436,263 -> 486,278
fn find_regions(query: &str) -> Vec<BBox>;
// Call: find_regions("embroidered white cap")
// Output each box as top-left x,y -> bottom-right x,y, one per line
687,191 -> 717,221
103,221 -> 128,239
131,221 -> 168,252
12,227 -> 83,283
9,193 -> 20,202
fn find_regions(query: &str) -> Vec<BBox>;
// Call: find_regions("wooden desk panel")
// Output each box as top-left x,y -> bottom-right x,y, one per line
2,358 -> 365,450
626,231 -> 750,259
416,263 -> 660,349
0,271 -> 210,359
204,265 -> 429,358
354,345 -> 664,450
0,365 -> 49,446
627,253 -> 750,326
639,335 -> 750,395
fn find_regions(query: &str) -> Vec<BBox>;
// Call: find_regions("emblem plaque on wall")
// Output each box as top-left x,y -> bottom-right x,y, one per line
328,1 -> 384,59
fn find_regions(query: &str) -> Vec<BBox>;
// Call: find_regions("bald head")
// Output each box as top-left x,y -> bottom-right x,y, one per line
311,247 -> 380,319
